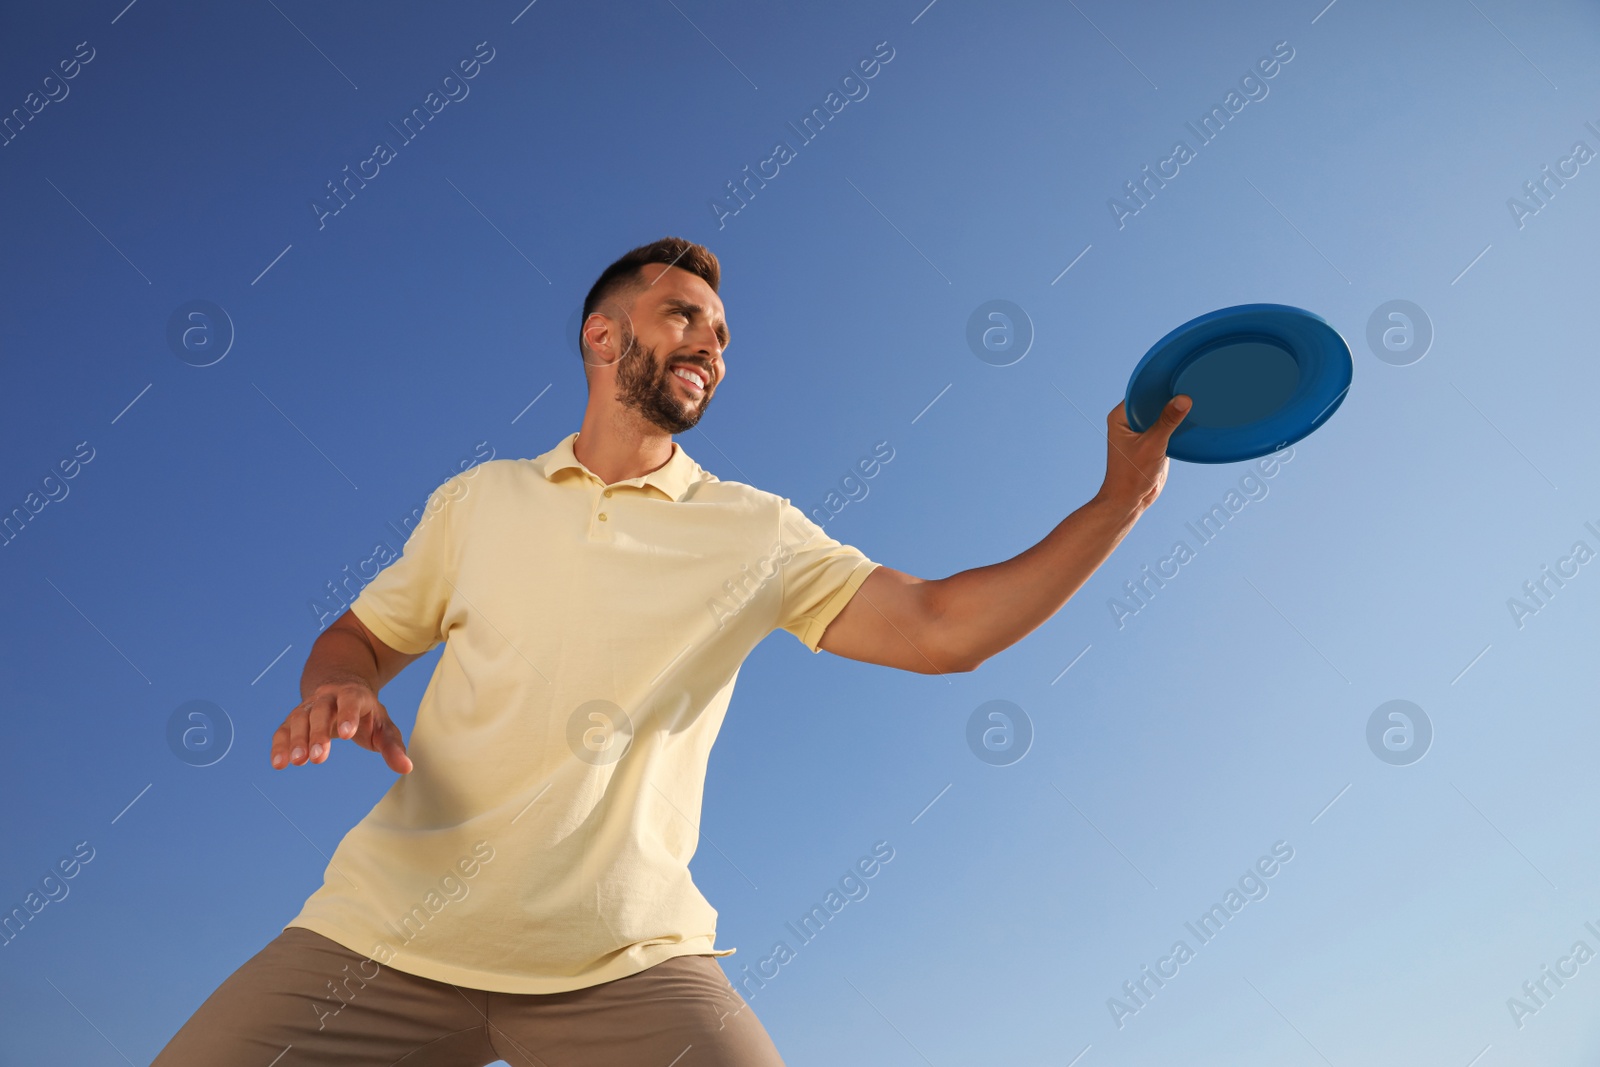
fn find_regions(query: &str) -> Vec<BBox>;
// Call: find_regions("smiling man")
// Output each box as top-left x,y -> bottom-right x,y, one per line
152,237 -> 1189,1067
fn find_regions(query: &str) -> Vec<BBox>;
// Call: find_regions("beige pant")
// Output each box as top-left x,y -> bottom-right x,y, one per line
152,926 -> 785,1066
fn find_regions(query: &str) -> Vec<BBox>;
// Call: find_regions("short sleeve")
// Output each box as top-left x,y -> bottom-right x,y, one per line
773,497 -> 882,653
349,474 -> 465,656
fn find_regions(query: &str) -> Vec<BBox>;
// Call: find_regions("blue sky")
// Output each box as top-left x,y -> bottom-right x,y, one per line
3,1 -> 1599,1064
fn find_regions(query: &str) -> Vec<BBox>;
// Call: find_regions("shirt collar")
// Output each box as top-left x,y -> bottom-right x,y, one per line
538,431 -> 704,502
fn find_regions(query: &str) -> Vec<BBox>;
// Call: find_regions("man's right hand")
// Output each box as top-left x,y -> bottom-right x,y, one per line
270,680 -> 414,773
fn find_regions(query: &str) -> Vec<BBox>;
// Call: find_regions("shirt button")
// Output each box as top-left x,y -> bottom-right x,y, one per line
598,513 -> 608,521
603,489 -> 613,498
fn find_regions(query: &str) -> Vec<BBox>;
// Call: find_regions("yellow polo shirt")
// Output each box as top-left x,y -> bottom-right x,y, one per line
286,430 -> 881,993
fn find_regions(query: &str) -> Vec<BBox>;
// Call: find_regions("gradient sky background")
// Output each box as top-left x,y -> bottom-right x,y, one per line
3,1 -> 1599,1064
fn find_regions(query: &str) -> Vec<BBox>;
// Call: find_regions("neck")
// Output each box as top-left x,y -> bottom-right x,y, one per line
572,406 -> 675,485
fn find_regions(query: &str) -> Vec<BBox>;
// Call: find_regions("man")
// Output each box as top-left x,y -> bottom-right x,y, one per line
153,237 -> 1190,1066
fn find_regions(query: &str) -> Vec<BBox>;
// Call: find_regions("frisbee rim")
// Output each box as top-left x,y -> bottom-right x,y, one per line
1124,303 -> 1352,464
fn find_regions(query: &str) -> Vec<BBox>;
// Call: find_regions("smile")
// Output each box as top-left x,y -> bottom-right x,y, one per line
670,365 -> 707,392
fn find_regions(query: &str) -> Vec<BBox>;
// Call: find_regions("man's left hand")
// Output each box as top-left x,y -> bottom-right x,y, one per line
1094,395 -> 1190,516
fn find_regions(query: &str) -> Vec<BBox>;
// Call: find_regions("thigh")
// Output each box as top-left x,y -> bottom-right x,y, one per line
151,926 -> 499,1067
488,954 -> 786,1067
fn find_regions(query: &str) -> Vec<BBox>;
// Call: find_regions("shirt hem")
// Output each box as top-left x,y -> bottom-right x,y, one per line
349,598 -> 436,657
284,917 -> 736,995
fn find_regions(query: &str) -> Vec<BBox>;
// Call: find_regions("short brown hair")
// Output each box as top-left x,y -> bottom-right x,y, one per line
579,237 -> 720,358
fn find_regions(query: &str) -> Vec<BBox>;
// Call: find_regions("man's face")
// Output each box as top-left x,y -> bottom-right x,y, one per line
595,263 -> 729,435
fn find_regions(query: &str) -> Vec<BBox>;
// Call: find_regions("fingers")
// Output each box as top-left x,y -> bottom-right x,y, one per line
270,700 -> 314,769
1143,397 -> 1191,469
270,683 -> 391,770
346,691 -> 414,774
307,697 -> 338,763
271,722 -> 292,769
1106,396 -> 1190,434
348,700 -> 380,753
1126,396 -> 1191,471
1097,393 -> 1185,513
309,686 -> 366,763
376,717 -> 414,774
334,687 -> 362,742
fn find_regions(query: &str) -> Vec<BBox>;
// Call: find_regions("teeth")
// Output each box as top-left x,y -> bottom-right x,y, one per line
672,367 -> 705,390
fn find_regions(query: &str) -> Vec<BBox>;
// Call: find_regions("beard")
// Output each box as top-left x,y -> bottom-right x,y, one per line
611,320 -> 711,434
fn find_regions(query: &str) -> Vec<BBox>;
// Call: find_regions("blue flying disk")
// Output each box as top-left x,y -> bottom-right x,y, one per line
1124,303 -> 1353,464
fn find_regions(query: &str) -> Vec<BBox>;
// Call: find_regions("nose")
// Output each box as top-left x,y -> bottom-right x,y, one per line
687,334 -> 723,384
693,323 -> 723,361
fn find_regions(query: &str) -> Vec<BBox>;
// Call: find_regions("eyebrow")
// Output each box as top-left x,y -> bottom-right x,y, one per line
660,297 -> 730,348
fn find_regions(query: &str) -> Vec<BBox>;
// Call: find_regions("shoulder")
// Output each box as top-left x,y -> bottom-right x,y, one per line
683,470 -> 789,514
427,456 -> 535,512
457,456 -> 526,483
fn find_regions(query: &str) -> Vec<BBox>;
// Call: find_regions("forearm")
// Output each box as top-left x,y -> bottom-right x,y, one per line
932,493 -> 1145,669
299,626 -> 382,703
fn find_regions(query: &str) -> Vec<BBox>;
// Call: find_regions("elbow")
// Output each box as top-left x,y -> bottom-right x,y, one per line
922,585 -> 982,674
927,646 -> 983,675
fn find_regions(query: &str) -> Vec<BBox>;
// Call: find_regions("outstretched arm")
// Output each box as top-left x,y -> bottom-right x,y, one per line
818,396 -> 1189,673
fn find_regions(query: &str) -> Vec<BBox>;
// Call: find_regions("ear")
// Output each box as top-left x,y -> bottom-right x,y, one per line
580,314 -> 616,367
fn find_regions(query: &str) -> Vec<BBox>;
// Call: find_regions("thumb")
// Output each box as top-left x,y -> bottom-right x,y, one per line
1159,394 -> 1192,431
378,719 -> 413,774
